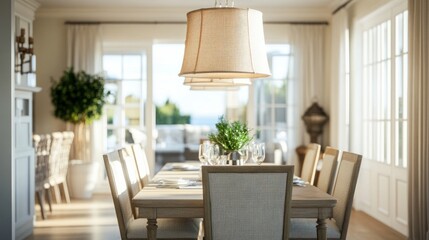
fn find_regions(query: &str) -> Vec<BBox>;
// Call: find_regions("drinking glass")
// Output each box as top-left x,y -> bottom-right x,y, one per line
198,141 -> 211,165
207,144 -> 220,165
239,145 -> 249,163
252,143 -> 266,165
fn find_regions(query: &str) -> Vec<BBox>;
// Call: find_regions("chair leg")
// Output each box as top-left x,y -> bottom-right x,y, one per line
36,191 -> 46,220
45,187 -> 53,212
52,184 -> 62,204
60,181 -> 71,203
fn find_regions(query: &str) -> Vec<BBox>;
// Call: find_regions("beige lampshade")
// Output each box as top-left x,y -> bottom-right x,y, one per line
190,86 -> 240,91
179,7 -> 271,79
183,78 -> 251,87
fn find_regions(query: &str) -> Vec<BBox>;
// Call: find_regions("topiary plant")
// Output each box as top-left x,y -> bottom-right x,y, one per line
51,68 -> 108,124
51,68 -> 109,162
208,116 -> 253,153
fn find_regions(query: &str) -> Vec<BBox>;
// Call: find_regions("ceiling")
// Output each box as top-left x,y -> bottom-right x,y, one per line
36,0 -> 339,10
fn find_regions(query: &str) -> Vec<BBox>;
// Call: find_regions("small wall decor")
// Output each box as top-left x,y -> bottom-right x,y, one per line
15,28 -> 36,75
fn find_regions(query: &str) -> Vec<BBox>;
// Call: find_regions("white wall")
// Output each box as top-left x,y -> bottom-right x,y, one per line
33,17 -> 67,133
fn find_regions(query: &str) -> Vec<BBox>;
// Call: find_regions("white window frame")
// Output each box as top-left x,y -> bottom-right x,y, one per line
357,5 -> 408,168
251,45 -> 295,163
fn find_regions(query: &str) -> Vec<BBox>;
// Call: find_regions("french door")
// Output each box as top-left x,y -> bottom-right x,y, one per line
352,2 -> 408,236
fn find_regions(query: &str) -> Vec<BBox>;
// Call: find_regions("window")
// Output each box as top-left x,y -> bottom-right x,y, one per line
394,11 -> 408,168
253,44 -> 294,161
153,44 -> 226,126
103,53 -> 147,151
361,10 -> 408,167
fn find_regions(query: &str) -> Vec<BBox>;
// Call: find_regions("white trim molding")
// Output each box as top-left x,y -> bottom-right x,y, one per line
35,7 -> 332,22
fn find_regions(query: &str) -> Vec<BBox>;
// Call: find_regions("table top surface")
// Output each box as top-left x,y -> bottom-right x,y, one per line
132,162 -> 336,209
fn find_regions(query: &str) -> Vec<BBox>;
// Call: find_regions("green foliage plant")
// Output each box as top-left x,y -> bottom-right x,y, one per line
156,99 -> 191,124
51,68 -> 108,124
208,116 -> 253,153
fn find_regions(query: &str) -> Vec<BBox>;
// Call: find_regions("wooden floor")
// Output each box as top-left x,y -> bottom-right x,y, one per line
26,193 -> 407,240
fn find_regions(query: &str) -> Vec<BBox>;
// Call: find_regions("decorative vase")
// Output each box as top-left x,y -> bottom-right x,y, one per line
224,148 -> 249,165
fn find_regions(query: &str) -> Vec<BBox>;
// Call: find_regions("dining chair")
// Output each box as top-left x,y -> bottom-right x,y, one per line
202,165 -> 294,240
300,143 -> 321,185
131,144 -> 151,186
316,146 -> 339,194
47,132 -> 63,204
289,151 -> 362,240
118,146 -> 143,218
103,151 -> 200,240
33,134 -> 52,219
55,131 -> 74,203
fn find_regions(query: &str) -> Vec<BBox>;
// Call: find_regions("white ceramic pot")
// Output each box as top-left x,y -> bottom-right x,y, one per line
67,160 -> 99,199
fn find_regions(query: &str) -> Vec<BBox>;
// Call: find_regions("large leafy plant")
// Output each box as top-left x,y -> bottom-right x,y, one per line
51,68 -> 107,124
208,116 -> 253,153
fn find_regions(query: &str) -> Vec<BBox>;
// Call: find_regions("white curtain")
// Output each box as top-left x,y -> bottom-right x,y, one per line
66,24 -> 103,163
408,0 -> 429,239
329,9 -> 349,149
290,25 -> 327,147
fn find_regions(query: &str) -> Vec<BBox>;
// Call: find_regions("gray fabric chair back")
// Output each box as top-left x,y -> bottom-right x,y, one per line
332,151 -> 362,240
118,146 -> 143,218
316,146 -> 339,194
103,151 -> 134,240
131,144 -> 151,186
202,165 -> 294,240
300,143 -> 321,185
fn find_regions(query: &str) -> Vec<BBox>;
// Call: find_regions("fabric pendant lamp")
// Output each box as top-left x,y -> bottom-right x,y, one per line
179,7 -> 271,79
183,78 -> 251,87
190,86 -> 240,91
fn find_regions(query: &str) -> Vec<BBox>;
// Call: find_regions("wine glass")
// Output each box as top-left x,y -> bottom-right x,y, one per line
239,145 -> 249,164
252,143 -> 265,165
198,141 -> 211,165
207,144 -> 220,165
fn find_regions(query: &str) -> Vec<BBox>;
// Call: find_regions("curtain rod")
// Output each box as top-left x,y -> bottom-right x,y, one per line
332,0 -> 353,15
64,21 -> 329,25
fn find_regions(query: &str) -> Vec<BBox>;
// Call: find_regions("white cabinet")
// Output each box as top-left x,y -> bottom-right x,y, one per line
14,0 -> 40,239
14,89 -> 38,240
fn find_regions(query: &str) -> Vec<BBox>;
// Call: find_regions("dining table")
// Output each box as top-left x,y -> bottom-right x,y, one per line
132,161 -> 337,240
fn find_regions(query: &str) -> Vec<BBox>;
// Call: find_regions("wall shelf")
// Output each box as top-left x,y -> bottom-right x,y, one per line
15,85 -> 41,93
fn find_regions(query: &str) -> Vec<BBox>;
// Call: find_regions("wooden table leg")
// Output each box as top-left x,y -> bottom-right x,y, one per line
316,218 -> 327,240
147,218 -> 158,240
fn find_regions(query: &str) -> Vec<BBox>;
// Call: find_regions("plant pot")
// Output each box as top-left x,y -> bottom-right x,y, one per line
224,150 -> 248,165
67,160 -> 99,199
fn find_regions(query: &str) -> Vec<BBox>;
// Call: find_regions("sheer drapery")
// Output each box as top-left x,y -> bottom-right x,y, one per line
290,25 -> 327,151
329,9 -> 349,149
66,24 -> 103,163
408,0 -> 429,239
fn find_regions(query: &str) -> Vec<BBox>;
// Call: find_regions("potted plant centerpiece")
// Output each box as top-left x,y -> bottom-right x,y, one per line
51,68 -> 109,198
208,116 -> 253,165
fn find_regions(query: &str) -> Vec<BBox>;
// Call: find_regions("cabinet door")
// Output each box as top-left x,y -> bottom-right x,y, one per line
15,90 -> 32,151
14,90 -> 35,240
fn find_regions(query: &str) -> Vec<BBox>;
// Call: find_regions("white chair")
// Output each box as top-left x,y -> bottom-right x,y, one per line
131,144 -> 151,186
300,143 -> 321,185
316,146 -> 339,194
33,134 -> 52,219
103,151 -> 200,240
118,146 -> 142,218
202,165 -> 294,240
55,131 -> 74,203
290,151 -> 362,240
47,132 -> 63,203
